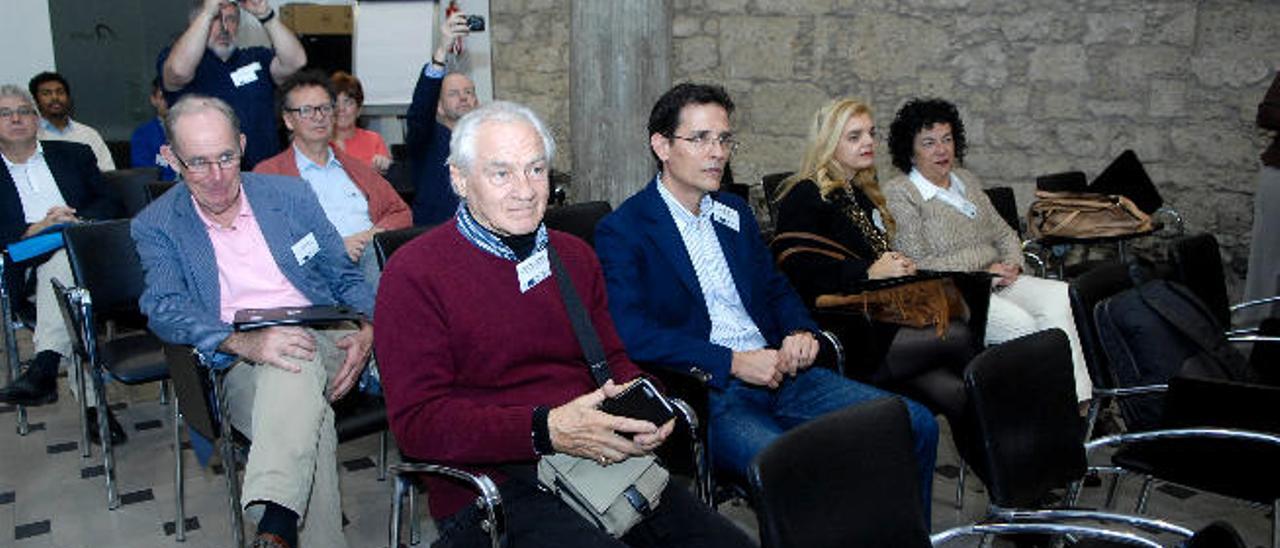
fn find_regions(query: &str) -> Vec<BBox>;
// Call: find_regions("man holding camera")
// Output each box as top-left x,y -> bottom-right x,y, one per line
159,0 -> 306,168
406,12 -> 483,227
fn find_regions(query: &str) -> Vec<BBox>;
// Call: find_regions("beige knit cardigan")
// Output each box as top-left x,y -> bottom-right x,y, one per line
883,168 -> 1025,272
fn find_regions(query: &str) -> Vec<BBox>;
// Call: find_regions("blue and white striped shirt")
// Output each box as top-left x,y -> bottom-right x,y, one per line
656,175 -> 767,353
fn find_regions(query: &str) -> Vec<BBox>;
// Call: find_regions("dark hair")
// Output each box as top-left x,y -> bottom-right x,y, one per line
330,71 -> 364,106
276,69 -> 335,118
647,83 -> 735,170
887,98 -> 966,174
28,71 -> 70,99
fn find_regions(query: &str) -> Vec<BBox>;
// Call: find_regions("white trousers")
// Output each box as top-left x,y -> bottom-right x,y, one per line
1242,166 -> 1280,324
32,250 -> 96,406
984,275 -> 1093,402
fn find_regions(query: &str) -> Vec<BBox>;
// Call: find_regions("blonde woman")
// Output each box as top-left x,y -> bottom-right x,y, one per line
773,98 -> 976,440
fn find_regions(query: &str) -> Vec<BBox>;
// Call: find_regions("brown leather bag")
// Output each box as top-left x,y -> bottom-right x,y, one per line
1027,191 -> 1153,239
772,231 -> 968,337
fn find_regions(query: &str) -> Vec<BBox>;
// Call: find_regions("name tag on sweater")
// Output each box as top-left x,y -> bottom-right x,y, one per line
710,201 -> 739,232
517,248 -> 551,293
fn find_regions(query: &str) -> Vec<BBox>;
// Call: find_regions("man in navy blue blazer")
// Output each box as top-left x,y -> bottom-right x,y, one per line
0,84 -> 121,434
595,83 -> 939,514
132,94 -> 373,548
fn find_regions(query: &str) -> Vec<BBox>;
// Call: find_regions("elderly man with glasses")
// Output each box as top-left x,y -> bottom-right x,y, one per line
132,94 -> 375,548
254,70 -> 410,286
0,84 -> 123,441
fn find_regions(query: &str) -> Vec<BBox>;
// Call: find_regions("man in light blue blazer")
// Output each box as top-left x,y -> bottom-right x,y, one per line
132,95 -> 371,548
595,83 -> 938,516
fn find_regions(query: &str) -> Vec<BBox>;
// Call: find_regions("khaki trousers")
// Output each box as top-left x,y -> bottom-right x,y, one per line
224,326 -> 355,548
32,250 -> 96,406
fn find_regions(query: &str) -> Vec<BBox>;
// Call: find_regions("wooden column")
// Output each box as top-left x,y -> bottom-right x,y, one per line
570,0 -> 671,206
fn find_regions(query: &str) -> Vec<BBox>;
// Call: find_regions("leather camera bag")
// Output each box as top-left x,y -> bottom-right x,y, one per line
538,245 -> 669,538
1027,190 -> 1153,239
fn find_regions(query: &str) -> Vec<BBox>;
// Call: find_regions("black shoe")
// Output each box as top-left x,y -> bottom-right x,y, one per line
86,407 -> 128,446
0,370 -> 57,406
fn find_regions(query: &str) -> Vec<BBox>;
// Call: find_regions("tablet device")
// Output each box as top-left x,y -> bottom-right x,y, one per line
233,304 -> 363,331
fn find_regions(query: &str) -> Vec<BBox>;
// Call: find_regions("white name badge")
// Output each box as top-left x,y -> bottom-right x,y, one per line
516,248 -> 551,293
230,62 -> 262,88
710,201 -> 739,232
292,232 -> 320,266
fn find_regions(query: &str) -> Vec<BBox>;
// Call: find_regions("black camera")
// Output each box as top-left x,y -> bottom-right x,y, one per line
465,15 -> 486,32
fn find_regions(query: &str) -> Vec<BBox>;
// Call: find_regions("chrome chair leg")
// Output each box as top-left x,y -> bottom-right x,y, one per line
409,481 -> 421,545
91,369 -> 121,510
1134,476 -> 1154,514
159,379 -> 170,405
174,388 -> 186,542
378,431 -> 388,482
213,370 -> 246,548
72,353 -> 90,458
389,473 -> 408,548
1104,473 -> 1122,509
2,272 -> 30,436
956,461 -> 967,509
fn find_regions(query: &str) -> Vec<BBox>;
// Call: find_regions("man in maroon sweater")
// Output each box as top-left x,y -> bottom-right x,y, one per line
374,101 -> 752,547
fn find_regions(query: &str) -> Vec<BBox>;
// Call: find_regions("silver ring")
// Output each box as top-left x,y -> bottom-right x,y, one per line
597,455 -> 609,466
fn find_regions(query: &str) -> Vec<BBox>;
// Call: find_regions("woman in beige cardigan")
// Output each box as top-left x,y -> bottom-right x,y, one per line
882,98 -> 1091,404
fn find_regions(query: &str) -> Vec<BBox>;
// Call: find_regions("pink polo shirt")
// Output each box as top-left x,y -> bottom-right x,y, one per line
193,192 -> 311,323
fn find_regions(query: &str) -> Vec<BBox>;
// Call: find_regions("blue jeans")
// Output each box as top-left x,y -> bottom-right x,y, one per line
708,366 -> 939,517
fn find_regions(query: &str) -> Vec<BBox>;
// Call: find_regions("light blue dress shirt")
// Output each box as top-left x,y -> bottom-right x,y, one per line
293,145 -> 374,237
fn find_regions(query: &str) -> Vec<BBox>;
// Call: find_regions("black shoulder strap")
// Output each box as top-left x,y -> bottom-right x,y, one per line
547,244 -> 613,387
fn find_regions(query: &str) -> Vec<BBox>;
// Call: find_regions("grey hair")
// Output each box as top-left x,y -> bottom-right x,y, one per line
163,94 -> 241,152
447,101 -> 556,171
0,84 -> 36,109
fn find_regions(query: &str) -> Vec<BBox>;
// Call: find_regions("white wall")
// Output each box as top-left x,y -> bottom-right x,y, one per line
0,0 -> 57,87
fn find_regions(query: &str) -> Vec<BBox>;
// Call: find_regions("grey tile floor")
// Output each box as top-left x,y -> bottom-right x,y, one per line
1,351 -> 1274,546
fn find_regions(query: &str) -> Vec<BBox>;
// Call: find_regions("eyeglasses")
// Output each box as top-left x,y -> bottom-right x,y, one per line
175,151 -> 241,175
0,107 -> 37,119
669,131 -> 739,153
283,103 -> 335,119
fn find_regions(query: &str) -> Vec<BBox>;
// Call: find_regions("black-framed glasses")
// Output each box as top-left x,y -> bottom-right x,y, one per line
283,103 -> 335,119
669,131 -> 739,153
0,107 -> 37,119
175,151 -> 241,175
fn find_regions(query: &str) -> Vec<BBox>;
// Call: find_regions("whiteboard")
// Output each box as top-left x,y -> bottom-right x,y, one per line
354,0 -> 492,108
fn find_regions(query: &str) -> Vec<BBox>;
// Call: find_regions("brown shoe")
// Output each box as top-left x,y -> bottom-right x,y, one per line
250,532 -> 291,548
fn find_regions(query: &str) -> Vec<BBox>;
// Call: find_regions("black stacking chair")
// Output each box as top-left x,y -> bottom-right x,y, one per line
1170,233 -> 1280,340
961,329 -> 1235,548
982,186 -> 1047,277
543,201 -> 613,247
102,167 -> 161,217
1067,261 -> 1139,440
760,171 -> 793,222
747,392 -> 1233,548
144,180 -> 176,204
1,249 -> 40,435
58,220 -> 173,511
370,225 -> 508,548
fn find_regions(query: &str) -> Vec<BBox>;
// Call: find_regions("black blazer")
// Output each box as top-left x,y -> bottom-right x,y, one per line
2,140 -> 121,294
773,179 -> 888,305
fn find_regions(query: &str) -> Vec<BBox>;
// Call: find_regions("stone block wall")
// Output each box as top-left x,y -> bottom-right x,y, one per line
489,0 -> 1278,281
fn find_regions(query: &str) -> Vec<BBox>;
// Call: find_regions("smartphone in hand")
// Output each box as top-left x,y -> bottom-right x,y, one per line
599,378 -> 676,430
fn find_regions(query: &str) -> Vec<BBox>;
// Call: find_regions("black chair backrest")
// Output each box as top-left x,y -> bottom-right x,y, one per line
103,167 -> 161,217
144,181 -> 176,204
1170,233 -> 1232,328
162,342 -> 218,441
748,398 -> 930,548
372,226 -> 430,270
1035,171 -> 1087,193
62,220 -> 147,318
543,201 -> 613,247
1252,319 -> 1280,385
984,186 -> 1022,234
1068,262 -> 1134,390
965,329 -> 1086,508
1089,149 -> 1163,214
760,171 -> 793,222
105,140 -> 131,171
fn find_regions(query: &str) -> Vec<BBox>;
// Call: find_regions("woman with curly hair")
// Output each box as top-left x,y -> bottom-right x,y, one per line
883,98 -> 1091,404
772,98 -> 978,437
